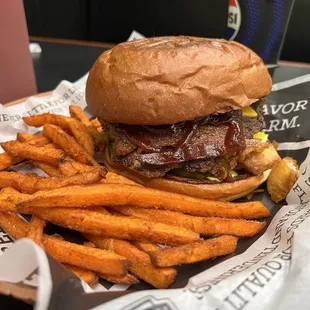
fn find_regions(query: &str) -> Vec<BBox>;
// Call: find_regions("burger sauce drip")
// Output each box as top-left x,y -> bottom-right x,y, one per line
117,122 -> 194,153
117,111 -> 245,166
224,118 -> 246,153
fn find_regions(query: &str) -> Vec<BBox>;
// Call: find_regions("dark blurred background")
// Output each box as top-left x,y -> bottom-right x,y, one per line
23,0 -> 227,43
23,0 -> 307,63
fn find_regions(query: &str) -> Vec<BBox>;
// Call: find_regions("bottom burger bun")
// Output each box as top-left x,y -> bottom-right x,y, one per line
104,148 -> 271,201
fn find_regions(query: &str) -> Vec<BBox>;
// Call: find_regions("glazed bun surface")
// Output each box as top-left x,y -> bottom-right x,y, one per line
86,36 -> 272,125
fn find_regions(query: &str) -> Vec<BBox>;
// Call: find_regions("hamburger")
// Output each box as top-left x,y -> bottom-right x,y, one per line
86,36 -> 280,201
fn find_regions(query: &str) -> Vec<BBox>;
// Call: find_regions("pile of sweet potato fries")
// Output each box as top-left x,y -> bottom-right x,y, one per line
0,106 -> 270,288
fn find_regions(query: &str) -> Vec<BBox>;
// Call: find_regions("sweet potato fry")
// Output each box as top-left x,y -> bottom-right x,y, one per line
0,141 -> 56,172
88,207 -> 110,214
0,135 -> 50,171
99,272 -> 139,285
0,200 -> 17,213
22,115 -> 94,155
44,143 -> 59,149
69,106 -> 105,150
26,215 -> 46,248
43,124 -> 98,166
150,235 -> 238,267
58,159 -> 94,176
23,113 -> 71,130
66,119 -> 95,156
17,184 -> 270,219
101,172 -> 142,187
69,105 -> 90,124
44,235 -> 129,276
86,235 -> 177,288
84,207 -> 140,284
0,212 -> 28,238
0,189 -> 29,199
0,187 -> 19,194
83,242 -> 139,285
33,161 -> 63,177
90,118 -> 101,129
25,208 -> 200,246
0,212 -> 130,276
112,206 -> 265,237
17,133 -> 39,142
2,141 -> 64,166
0,172 -> 43,193
0,152 -> 22,171
16,133 -> 50,146
0,167 -> 106,194
133,242 -> 162,256
0,191 -> 30,212
64,264 -> 99,287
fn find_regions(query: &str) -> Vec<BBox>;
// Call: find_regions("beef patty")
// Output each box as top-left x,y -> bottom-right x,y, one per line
103,100 -> 265,179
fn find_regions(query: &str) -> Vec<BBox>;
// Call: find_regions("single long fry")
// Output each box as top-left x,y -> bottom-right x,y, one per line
133,242 -> 162,256
43,124 -> 98,166
44,235 -> 129,276
99,272 -> 139,285
23,114 -> 71,129
25,208 -> 200,246
67,119 -> 95,156
0,212 -> 130,276
90,118 -> 101,129
0,200 -> 17,213
0,168 -> 106,194
84,242 -> 139,285
69,105 -> 90,124
0,135 -> 50,171
2,141 -> 64,166
16,133 -> 50,146
0,191 -> 30,212
90,207 -> 113,215
86,235 -> 177,289
17,133 -> 40,142
0,152 -> 22,171
64,264 -> 99,287
33,161 -> 63,177
0,187 -> 20,194
150,235 -> 238,267
112,206 -> 265,237
17,184 -> 270,219
0,172 -> 42,194
58,159 -> 94,176
26,215 -> 46,248
101,172 -> 142,187
69,106 -> 105,149
0,212 -> 28,239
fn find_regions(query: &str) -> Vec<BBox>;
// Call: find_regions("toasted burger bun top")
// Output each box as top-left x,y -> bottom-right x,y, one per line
103,148 -> 271,201
86,36 -> 272,125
